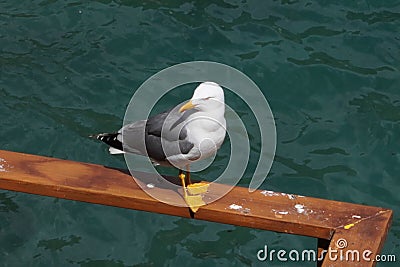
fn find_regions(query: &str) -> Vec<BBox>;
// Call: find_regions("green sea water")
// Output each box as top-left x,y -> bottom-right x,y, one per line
1,0 -> 399,266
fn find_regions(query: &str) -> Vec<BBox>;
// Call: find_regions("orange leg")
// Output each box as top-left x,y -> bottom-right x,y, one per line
178,169 -> 187,198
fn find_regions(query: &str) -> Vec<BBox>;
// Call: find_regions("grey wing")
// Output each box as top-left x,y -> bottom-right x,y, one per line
121,106 -> 195,162
120,120 -> 148,155
145,107 -> 195,161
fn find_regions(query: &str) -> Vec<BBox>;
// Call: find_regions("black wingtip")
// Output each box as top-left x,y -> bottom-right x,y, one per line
90,132 -> 123,151
89,133 -> 110,140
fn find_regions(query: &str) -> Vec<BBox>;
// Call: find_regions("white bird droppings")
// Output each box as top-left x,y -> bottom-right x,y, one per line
260,190 -> 280,196
261,191 -> 298,200
0,158 -> 9,172
228,204 -> 243,210
295,204 -> 305,213
146,183 -> 155,189
352,215 -> 361,219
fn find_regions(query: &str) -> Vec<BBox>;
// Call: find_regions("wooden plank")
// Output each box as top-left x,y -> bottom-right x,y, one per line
0,150 -> 393,266
319,210 -> 393,266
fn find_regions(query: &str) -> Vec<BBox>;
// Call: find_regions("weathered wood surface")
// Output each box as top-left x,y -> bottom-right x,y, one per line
0,150 -> 392,266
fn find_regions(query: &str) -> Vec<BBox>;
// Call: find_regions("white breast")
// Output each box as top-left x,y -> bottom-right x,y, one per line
185,113 -> 226,160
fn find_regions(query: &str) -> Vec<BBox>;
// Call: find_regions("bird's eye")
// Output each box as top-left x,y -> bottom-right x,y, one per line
204,97 -> 212,100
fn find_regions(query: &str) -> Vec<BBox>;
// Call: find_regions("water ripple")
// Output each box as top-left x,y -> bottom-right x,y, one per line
346,10 -> 400,25
0,192 -> 19,213
309,147 -> 350,156
37,235 -> 82,252
288,51 -> 395,75
349,91 -> 400,122
275,155 -> 357,179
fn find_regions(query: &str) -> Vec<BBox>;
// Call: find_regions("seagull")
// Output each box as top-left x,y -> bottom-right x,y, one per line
91,82 -> 226,211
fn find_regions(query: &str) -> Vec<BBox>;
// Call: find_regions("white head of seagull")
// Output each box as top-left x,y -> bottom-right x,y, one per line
179,82 -> 225,114
176,81 -> 226,165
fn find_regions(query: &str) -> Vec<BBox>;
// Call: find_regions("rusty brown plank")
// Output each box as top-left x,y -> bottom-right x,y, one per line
319,210 -> 393,266
0,150 -> 393,266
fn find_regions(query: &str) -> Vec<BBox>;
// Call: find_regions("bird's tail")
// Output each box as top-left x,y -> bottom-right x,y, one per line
89,132 -> 124,154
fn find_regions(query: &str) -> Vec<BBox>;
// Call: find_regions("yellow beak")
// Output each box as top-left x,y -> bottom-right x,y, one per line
179,100 -> 196,113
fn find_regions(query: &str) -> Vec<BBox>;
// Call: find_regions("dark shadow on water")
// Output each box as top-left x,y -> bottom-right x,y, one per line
0,192 -> 19,213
